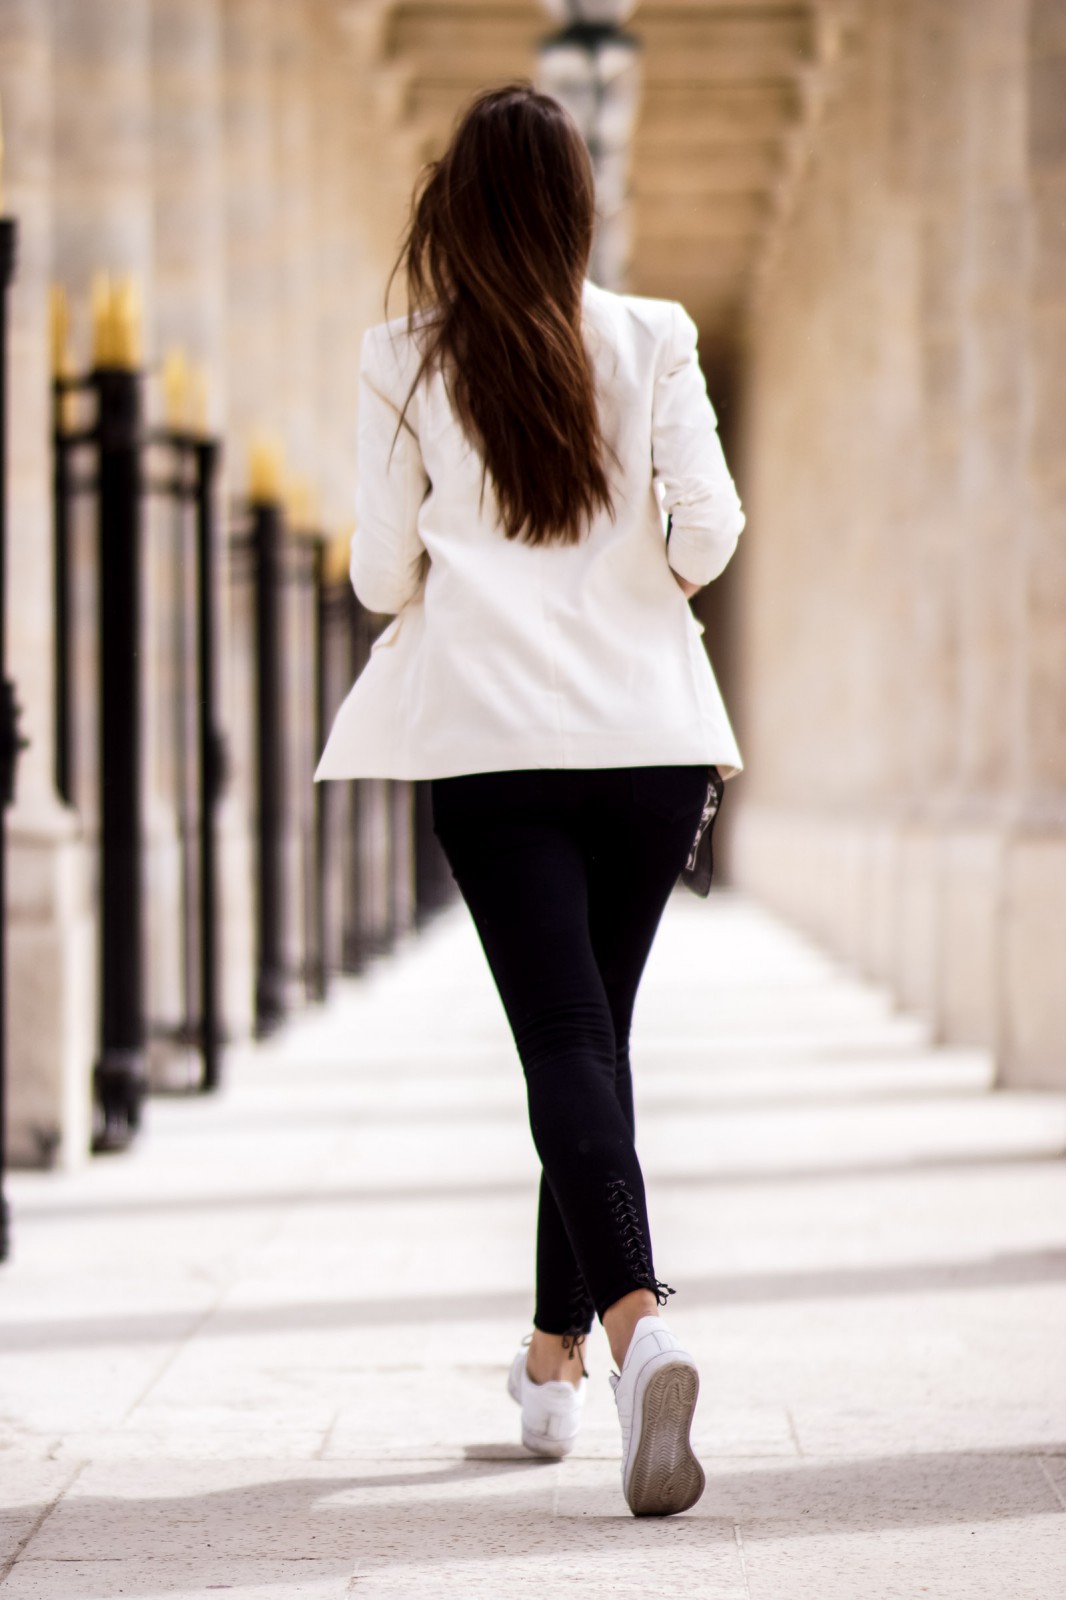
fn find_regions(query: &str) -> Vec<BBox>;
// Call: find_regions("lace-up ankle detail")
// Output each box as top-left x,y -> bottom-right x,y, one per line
559,1272 -> 593,1375
560,1331 -> 588,1377
606,1176 -> 677,1309
607,1175 -> 654,1287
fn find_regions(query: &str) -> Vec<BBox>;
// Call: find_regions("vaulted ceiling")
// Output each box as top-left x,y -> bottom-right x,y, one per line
348,0 -> 856,352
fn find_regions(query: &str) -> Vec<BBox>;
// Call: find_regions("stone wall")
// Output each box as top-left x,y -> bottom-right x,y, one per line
732,0 -> 1066,1088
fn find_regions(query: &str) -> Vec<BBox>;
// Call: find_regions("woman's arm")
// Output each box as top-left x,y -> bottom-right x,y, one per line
652,302 -> 745,591
350,325 -> 430,615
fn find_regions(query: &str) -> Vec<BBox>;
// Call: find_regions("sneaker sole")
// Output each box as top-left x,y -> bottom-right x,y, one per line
520,1427 -> 574,1458
625,1361 -> 705,1517
510,1361 -> 582,1458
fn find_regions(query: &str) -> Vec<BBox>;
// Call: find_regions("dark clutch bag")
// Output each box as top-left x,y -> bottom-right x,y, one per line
680,766 -> 725,898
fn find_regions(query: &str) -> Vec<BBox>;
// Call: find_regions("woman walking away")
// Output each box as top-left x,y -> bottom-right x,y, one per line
316,82 -> 745,1517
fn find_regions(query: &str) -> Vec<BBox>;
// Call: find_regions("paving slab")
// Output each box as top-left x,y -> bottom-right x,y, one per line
2,892 -> 1065,1598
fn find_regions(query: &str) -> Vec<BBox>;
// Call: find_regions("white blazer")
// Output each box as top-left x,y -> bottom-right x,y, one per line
315,278 -> 745,782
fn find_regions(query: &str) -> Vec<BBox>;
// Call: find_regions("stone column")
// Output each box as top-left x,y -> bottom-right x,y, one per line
885,0 -> 971,1025
314,1 -> 368,535
313,3 -> 424,962
152,0 -> 253,1065
152,0 -> 226,390
275,2 -> 318,997
1,0 -> 95,1167
733,3 -> 931,977
222,0 -> 297,1019
223,0 -> 283,451
53,1 -> 154,325
53,1 -> 195,1095
936,0 -> 1029,1056
275,4 -> 316,479
1000,0 -> 1066,1086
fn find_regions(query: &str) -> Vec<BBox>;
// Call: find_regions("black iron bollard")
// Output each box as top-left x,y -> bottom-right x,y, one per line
94,365 -> 147,1150
308,541 -> 327,1001
52,378 -> 74,808
342,594 -> 371,973
194,440 -> 225,1089
0,217 -> 26,1257
252,498 -> 286,1033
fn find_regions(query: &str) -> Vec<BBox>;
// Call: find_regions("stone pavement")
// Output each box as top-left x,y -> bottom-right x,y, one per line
2,892 -> 1065,1599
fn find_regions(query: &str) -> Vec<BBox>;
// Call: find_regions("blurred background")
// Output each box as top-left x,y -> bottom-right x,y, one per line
0,0 -> 1063,1191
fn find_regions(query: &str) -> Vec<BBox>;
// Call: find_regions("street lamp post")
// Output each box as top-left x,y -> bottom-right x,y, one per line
537,0 -> 643,289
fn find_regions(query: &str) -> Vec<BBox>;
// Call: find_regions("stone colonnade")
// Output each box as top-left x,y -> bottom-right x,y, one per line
0,0 -> 420,1164
731,0 -> 1066,1088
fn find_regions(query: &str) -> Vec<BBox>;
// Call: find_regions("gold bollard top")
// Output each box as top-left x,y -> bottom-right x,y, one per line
91,273 -> 142,370
248,434 -> 285,504
324,527 -> 353,585
162,347 -> 190,431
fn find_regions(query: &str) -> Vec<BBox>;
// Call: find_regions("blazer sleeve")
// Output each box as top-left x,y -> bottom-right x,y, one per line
652,301 -> 746,588
350,326 -> 430,615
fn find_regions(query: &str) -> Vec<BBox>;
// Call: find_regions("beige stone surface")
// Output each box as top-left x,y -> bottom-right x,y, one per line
5,820 -> 95,1168
892,826 -> 942,1025
1002,835 -> 1066,1088
151,0 -> 226,395
1,894 -> 1064,1596
732,0 -> 1066,1087
939,828 -> 1004,1049
0,0 -> 97,1171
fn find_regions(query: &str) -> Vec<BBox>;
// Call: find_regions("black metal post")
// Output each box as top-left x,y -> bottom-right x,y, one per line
342,592 -> 369,973
171,455 -> 197,1076
53,386 -> 74,807
253,499 -> 286,1033
194,440 -> 224,1088
94,364 -> 146,1151
0,218 -> 23,1258
308,541 -> 327,1001
388,779 -> 410,941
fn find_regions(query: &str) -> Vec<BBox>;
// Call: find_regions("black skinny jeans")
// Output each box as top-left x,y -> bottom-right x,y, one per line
430,765 -> 710,1337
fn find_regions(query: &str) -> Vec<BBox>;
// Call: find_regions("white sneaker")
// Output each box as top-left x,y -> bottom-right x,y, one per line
610,1315 -> 705,1516
507,1344 -> 587,1458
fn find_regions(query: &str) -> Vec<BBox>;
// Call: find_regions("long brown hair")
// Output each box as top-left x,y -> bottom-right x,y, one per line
390,82 -> 614,546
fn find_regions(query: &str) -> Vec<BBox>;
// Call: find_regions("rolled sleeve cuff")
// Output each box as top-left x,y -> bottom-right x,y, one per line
667,505 -> 746,588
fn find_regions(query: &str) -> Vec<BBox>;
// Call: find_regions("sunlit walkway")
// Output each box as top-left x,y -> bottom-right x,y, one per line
2,894 -> 1065,1599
